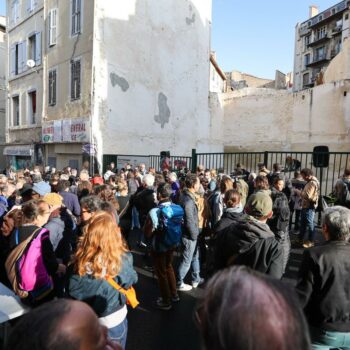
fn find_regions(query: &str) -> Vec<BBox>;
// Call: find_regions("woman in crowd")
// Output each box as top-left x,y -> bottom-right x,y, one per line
68,211 -> 138,349
5,200 -> 66,303
214,190 -> 243,236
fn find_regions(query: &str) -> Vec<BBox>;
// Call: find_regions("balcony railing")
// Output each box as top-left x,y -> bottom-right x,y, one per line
306,54 -> 330,67
308,33 -> 330,47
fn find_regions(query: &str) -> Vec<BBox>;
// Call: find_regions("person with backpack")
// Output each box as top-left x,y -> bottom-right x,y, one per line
334,169 -> 350,209
5,200 -> 66,304
145,183 -> 184,310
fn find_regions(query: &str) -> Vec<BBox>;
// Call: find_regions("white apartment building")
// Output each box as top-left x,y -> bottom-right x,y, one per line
6,0 -> 213,171
293,1 -> 350,92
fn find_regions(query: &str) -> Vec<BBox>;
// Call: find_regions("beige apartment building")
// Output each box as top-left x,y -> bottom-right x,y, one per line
5,0 -> 214,171
0,16 -> 6,167
293,1 -> 350,92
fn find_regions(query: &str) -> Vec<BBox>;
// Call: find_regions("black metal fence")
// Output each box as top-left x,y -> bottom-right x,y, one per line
103,150 -> 350,196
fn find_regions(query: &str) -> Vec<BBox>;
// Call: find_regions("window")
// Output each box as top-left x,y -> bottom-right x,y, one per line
315,46 -> 325,60
71,0 -> 82,35
48,69 -> 57,106
28,32 -> 41,65
304,53 -> 310,68
70,59 -> 81,100
316,26 -> 326,40
48,9 -> 58,46
12,96 -> 20,126
28,90 -> 36,124
26,0 -> 37,14
303,73 -> 310,87
11,0 -> 20,25
304,35 -> 311,50
10,41 -> 26,76
345,14 -> 349,20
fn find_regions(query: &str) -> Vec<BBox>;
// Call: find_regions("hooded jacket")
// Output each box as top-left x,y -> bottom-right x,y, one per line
214,214 -> 283,279
214,207 -> 243,236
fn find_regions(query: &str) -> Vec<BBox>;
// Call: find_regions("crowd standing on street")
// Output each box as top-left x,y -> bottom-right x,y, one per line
2,160 -> 350,349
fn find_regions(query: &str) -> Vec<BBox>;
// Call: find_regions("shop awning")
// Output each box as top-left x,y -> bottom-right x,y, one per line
3,145 -> 34,156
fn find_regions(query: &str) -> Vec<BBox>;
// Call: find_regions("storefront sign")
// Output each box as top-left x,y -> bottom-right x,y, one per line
42,118 -> 90,143
3,145 -> 34,156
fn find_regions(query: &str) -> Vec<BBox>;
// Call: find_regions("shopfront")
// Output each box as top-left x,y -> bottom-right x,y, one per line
3,145 -> 35,170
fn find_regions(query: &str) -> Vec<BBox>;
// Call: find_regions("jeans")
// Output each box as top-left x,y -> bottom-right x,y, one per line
177,237 -> 200,285
289,209 -> 301,231
153,250 -> 177,303
310,326 -> 350,350
108,318 -> 128,349
300,208 -> 315,242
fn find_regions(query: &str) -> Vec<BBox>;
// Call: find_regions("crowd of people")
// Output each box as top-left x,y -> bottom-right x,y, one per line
0,161 -> 350,349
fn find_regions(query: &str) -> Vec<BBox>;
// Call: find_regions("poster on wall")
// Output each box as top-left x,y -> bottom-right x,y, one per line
62,120 -> 71,142
42,118 -> 90,143
42,122 -> 54,143
53,120 -> 62,142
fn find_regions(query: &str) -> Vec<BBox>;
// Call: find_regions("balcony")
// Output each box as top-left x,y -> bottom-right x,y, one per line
306,54 -> 330,67
331,26 -> 343,36
308,33 -> 330,47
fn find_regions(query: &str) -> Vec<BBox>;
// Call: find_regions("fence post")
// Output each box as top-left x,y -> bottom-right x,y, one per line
191,149 -> 197,173
264,151 -> 269,167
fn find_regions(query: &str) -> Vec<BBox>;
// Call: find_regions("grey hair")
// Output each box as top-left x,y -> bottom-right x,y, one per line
142,174 -> 155,187
168,172 -> 177,182
323,206 -> 350,241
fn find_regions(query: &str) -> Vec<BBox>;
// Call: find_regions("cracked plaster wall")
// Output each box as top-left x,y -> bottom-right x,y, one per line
92,0 -> 214,162
222,82 -> 350,153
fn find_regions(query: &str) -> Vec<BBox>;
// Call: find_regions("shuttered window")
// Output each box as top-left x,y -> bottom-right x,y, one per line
70,59 -> 81,100
48,9 -> 58,46
71,0 -> 81,35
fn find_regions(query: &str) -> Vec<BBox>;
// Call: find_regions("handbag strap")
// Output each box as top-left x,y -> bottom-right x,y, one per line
106,276 -> 128,295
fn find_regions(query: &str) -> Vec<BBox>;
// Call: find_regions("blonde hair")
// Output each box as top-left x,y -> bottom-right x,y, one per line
75,211 -> 128,279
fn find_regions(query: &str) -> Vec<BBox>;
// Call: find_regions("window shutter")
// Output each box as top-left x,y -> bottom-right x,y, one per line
26,0 -> 32,13
35,32 -> 41,65
72,0 -> 76,35
10,45 -> 16,76
22,40 -> 27,72
15,1 -> 20,22
76,60 -> 81,98
71,61 -> 75,100
53,69 -> 57,104
17,42 -> 23,74
77,0 -> 81,33
49,9 -> 57,46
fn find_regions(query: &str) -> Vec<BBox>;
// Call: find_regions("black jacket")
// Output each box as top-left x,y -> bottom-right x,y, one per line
179,190 -> 199,241
296,241 -> 350,332
268,188 -> 290,238
214,215 -> 283,279
214,209 -> 243,237
131,187 -> 156,227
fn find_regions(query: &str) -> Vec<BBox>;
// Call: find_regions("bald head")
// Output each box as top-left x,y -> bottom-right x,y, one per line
6,300 -> 115,350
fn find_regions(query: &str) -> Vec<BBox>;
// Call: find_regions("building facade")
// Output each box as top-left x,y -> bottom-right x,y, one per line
5,0 -> 214,171
293,1 -> 350,92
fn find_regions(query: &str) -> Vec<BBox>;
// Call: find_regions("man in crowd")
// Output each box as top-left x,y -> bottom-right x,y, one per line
177,174 -> 203,291
296,168 -> 319,248
57,180 -> 81,217
296,206 -> 350,349
334,168 -> 350,208
214,191 -> 283,279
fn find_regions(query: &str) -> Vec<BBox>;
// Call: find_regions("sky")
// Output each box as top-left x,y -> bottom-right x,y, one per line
0,0 -> 341,79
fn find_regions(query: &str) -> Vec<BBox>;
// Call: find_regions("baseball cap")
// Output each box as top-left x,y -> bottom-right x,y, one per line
245,191 -> 273,218
32,181 -> 51,196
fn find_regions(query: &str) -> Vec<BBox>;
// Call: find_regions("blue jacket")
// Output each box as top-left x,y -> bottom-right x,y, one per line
67,252 -> 138,317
